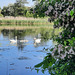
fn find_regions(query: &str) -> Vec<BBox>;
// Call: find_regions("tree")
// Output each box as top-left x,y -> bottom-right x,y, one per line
13,0 -> 28,16
0,7 -> 1,13
33,0 -> 75,48
1,4 -> 15,16
33,0 -> 75,74
0,7 -> 3,17
25,11 -> 33,17
1,6 -> 8,16
1,0 -> 29,17
7,4 -> 15,16
16,0 -> 28,7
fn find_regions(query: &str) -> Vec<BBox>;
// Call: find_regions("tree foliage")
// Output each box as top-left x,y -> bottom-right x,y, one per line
0,7 -> 3,17
33,0 -> 75,48
35,52 -> 75,75
1,0 -> 33,17
16,0 -> 28,7
33,0 -> 75,74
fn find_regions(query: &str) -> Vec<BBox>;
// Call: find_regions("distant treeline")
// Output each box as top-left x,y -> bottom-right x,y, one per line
0,0 -> 34,17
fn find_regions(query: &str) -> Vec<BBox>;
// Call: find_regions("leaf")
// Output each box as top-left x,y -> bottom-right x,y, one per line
34,62 -> 43,68
70,10 -> 74,16
49,0 -> 51,3
35,69 -> 40,73
64,41 -> 66,45
42,70 -> 44,73
49,62 -> 53,66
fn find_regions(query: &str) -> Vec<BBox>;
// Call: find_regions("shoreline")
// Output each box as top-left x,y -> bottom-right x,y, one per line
0,18 -> 53,26
0,17 -> 53,30
0,16 -> 49,21
0,26 -> 53,30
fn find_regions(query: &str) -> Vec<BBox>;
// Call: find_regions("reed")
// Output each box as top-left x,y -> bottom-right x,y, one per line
0,17 -> 53,27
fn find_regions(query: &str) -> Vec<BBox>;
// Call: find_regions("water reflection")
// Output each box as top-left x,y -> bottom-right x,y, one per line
1,28 -> 54,50
0,28 -> 54,75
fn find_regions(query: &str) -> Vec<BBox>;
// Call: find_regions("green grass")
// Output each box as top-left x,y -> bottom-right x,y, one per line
0,19 -> 53,27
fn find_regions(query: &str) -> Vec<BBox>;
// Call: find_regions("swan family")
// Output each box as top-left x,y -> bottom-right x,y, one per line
10,36 -> 28,43
10,36 -> 41,44
10,39 -> 28,43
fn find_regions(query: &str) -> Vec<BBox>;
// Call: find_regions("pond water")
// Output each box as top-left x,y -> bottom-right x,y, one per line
0,28 -> 55,75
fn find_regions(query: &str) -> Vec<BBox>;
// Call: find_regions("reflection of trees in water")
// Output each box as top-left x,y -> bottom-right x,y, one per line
1,28 -> 55,39
17,42 -> 26,50
1,28 -> 57,49
1,29 -> 39,38
1,29 -> 28,50
40,28 -> 59,41
1,29 -> 10,36
40,28 -> 52,40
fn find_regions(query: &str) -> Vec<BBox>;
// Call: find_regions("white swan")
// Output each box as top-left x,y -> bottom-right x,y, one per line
34,38 -> 41,43
10,36 -> 17,43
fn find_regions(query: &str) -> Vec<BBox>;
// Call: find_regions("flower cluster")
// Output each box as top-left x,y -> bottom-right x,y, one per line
52,44 -> 75,59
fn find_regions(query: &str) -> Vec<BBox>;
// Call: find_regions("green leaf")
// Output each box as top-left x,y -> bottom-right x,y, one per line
64,41 -> 66,45
66,12 -> 68,16
36,69 -> 40,73
49,62 -> 53,66
42,70 -> 44,73
35,62 -> 43,67
70,10 -> 74,16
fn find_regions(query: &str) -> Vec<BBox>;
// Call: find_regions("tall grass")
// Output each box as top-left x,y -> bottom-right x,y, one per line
0,20 -> 52,26
0,17 -> 53,27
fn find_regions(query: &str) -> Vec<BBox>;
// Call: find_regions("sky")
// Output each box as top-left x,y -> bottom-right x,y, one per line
0,0 -> 35,8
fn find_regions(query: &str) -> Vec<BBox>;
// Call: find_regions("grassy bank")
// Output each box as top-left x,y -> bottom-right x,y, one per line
0,17 -> 53,26
0,20 -> 53,26
0,26 -> 53,30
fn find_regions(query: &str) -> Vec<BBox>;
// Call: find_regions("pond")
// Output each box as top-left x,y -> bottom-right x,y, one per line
0,28 -> 55,75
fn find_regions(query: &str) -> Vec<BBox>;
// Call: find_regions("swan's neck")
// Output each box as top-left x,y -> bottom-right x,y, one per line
15,36 -> 17,41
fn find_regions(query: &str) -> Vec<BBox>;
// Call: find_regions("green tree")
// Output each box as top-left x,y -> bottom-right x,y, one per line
16,0 -> 28,7
1,6 -> 8,16
33,0 -> 75,48
7,4 -> 15,16
1,0 -> 29,17
1,4 -> 15,16
13,0 -> 28,16
0,7 -> 3,16
26,11 -> 33,17
33,0 -> 75,74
